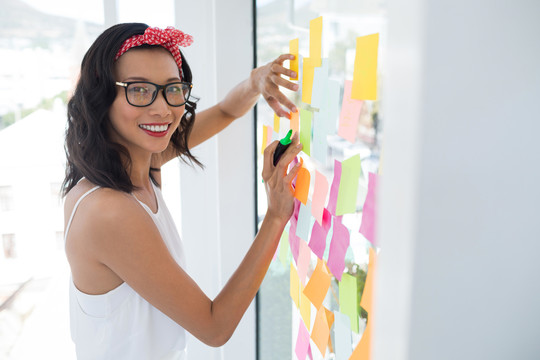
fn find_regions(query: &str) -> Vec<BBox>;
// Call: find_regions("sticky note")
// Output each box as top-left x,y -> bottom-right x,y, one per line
352,33 -> 379,100
336,154 -> 361,215
311,306 -> 330,356
311,59 -> 329,109
312,111 -> 328,165
294,166 -> 310,205
302,58 -> 316,104
303,258 -> 331,310
290,38 -> 299,80
296,200 -> 312,241
311,171 -> 329,225
300,288 -> 311,331
290,110 -> 299,133
327,160 -> 342,216
310,16 -> 323,67
297,239 -> 311,286
338,80 -> 363,144
327,216 -> 350,281
289,199 -> 301,262
359,172 -> 378,246
360,247 -> 377,314
325,307 -> 334,329
295,321 -> 310,360
339,273 -> 358,333
290,262 -> 300,308
308,208 -> 331,259
299,109 -> 312,156
274,113 -> 280,133
278,230 -> 290,266
334,311 -> 353,360
261,125 -> 268,154
350,319 -> 371,360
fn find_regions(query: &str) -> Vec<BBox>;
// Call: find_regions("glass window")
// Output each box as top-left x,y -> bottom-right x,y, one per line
255,0 -> 386,358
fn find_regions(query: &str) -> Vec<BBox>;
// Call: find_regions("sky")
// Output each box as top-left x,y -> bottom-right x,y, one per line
20,0 -> 175,27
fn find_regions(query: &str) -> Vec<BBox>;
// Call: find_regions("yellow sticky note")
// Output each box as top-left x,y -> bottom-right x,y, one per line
261,125 -> 268,154
290,38 -> 299,80
360,247 -> 377,314
352,33 -> 379,100
290,263 -> 300,309
300,288 -> 311,331
311,306 -> 330,356
309,16 -> 323,67
274,113 -> 280,133
303,258 -> 331,310
302,58 -> 315,104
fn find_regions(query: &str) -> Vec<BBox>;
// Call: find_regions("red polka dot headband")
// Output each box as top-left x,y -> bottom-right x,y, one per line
115,26 -> 194,76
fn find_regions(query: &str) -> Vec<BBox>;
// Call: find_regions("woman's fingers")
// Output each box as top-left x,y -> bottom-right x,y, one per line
262,140 -> 279,180
270,62 -> 297,80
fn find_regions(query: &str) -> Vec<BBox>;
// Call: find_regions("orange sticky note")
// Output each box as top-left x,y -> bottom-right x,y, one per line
290,263 -> 300,309
311,306 -> 330,356
302,58 -> 315,104
300,287 -> 311,330
309,16 -> 323,67
350,318 -> 371,360
324,307 -> 334,329
290,110 -> 299,133
294,166 -> 310,205
261,125 -> 268,154
303,258 -> 331,310
352,33 -> 379,100
274,113 -> 280,133
360,247 -> 377,314
290,38 -> 299,80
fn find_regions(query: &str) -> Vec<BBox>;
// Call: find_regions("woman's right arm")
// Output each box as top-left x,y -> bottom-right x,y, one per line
77,133 -> 302,347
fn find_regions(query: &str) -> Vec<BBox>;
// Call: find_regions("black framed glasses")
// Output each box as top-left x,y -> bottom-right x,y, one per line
115,81 -> 192,107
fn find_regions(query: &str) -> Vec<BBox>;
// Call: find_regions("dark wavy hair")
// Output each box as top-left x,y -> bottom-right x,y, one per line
62,22 -> 202,196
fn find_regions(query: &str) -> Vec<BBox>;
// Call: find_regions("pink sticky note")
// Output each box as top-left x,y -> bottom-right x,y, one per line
297,239 -> 312,286
359,172 -> 378,246
295,321 -> 310,360
327,160 -> 342,216
266,125 -> 273,146
289,198 -> 302,263
308,208 -> 331,259
327,216 -> 350,281
311,170 -> 329,225
338,80 -> 363,143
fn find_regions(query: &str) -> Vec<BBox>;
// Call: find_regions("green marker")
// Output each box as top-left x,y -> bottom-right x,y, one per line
273,129 -> 293,166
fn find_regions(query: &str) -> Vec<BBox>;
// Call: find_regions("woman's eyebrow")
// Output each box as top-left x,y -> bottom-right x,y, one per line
122,76 -> 182,82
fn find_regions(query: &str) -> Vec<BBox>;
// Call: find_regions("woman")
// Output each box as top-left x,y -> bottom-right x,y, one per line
62,23 -> 302,359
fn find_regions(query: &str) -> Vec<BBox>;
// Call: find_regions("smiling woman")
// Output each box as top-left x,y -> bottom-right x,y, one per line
61,22 -> 302,359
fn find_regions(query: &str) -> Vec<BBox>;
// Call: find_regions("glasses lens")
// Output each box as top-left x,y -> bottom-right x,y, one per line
126,83 -> 157,106
165,83 -> 190,106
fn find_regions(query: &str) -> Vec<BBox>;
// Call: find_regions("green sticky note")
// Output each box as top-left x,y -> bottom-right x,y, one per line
279,230 -> 290,266
339,273 -> 359,333
336,154 -> 361,215
300,109 -> 312,156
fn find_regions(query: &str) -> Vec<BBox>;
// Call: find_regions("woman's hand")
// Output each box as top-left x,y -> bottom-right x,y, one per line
262,132 -> 303,223
251,54 -> 299,118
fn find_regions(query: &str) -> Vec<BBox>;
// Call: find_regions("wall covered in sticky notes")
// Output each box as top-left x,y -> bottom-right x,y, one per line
255,2 -> 385,359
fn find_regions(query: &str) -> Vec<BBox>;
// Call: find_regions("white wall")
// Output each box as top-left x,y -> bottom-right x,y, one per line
174,1 -> 256,359
376,1 -> 540,359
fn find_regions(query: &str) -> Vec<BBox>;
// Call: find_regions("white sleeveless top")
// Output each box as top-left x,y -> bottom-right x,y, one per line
65,180 -> 187,360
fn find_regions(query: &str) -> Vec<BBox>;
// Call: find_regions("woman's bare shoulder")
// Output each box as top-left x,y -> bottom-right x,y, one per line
64,179 -> 147,234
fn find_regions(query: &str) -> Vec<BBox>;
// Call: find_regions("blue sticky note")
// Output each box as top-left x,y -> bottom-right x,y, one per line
334,311 -> 353,360
311,59 -> 329,110
326,79 -> 340,135
296,200 -> 313,241
312,110 -> 329,165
